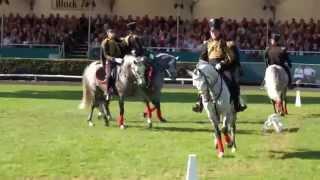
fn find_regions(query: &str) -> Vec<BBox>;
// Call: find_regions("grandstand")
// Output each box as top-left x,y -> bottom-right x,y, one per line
0,0 -> 320,85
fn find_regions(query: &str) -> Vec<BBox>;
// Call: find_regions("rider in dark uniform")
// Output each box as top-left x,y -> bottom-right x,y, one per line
101,28 -> 124,99
265,33 -> 293,88
192,18 -> 247,113
123,22 -> 144,56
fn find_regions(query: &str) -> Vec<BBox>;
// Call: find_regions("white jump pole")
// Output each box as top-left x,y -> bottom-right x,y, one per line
295,81 -> 302,107
295,90 -> 301,107
186,154 -> 197,180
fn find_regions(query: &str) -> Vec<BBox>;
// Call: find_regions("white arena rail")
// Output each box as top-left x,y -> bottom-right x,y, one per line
0,74 -> 193,87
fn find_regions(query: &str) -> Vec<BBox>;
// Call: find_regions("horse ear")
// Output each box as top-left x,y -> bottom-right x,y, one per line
186,70 -> 194,77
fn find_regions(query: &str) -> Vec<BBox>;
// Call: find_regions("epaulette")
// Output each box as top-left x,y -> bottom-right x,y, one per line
226,41 -> 235,48
123,35 -> 130,45
101,38 -> 109,47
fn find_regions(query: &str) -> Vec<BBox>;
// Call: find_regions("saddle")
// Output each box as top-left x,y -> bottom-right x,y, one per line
96,65 -> 117,94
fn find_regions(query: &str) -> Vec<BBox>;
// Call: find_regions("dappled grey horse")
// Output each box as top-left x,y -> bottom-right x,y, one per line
264,64 -> 289,116
189,60 -> 237,158
79,55 -> 147,129
141,53 -> 178,128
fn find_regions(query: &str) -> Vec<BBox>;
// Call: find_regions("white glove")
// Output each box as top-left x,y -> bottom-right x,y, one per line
215,63 -> 222,70
114,58 -> 123,64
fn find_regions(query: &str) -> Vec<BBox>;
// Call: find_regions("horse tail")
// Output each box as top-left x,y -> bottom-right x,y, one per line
79,62 -> 97,109
265,65 -> 281,101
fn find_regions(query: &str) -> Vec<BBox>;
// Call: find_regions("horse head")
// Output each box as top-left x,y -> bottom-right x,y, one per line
155,53 -> 178,80
124,55 -> 147,86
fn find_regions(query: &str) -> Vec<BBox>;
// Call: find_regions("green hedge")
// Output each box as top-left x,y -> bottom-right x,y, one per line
0,59 -> 93,75
0,58 -> 194,78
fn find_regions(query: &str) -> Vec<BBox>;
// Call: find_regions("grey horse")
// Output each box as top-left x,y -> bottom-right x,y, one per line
79,55 -> 147,129
264,64 -> 289,116
189,60 -> 237,158
141,53 -> 178,128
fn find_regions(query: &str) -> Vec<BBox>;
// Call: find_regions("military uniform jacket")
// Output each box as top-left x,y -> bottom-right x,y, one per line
199,39 -> 240,70
123,33 -> 144,56
101,37 -> 124,61
265,46 -> 292,68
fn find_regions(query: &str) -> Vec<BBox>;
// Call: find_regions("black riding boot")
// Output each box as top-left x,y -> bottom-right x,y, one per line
192,94 -> 203,113
233,95 -> 247,112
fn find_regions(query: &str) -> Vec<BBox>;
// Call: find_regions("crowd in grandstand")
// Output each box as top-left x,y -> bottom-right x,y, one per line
2,13 -> 320,52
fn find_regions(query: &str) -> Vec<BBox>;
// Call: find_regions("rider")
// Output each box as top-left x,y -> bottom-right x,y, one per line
122,21 -> 157,88
123,22 -> 144,56
265,33 -> 293,89
101,28 -> 124,100
192,18 -> 247,113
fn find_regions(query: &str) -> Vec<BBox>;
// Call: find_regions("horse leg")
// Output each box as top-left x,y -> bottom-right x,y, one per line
105,100 -> 112,121
143,102 -> 156,118
203,99 -> 224,158
145,101 -> 153,128
271,100 -> 277,113
153,100 -> 166,123
230,116 -> 237,153
281,100 -> 285,116
284,91 -> 288,115
118,96 -> 125,129
100,102 -> 109,127
213,122 -> 224,158
221,115 -> 233,148
87,105 -> 95,127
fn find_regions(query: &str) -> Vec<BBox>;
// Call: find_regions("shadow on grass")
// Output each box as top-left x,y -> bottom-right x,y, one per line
152,126 -> 258,134
237,120 -> 264,125
269,150 -> 320,160
1,90 -> 319,104
0,90 -> 197,103
303,113 -> 320,118
245,94 -> 320,104
262,127 -> 300,134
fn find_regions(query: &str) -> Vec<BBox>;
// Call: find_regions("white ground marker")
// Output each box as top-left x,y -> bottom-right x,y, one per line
295,90 -> 302,107
186,154 -> 197,180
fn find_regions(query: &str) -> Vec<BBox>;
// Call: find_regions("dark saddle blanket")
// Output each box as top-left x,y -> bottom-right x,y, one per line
96,66 -> 117,93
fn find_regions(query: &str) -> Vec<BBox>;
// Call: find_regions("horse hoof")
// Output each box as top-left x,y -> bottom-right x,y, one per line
231,147 -> 236,153
88,122 -> 94,127
227,143 -> 233,148
148,123 -> 153,129
280,113 -> 285,116
105,122 -> 109,127
159,118 -> 167,123
142,112 -> 147,118
107,115 -> 113,121
217,152 -> 224,158
98,112 -> 103,120
120,125 -> 126,129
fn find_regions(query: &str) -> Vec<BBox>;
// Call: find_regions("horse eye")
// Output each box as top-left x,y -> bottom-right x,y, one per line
133,61 -> 137,65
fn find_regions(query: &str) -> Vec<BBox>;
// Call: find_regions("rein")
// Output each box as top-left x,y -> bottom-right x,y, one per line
196,67 -> 223,103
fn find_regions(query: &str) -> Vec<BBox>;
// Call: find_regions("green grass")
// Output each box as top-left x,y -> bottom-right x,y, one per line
0,83 -> 320,180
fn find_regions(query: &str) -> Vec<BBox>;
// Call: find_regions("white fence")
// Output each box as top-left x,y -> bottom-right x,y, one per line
0,74 -> 193,86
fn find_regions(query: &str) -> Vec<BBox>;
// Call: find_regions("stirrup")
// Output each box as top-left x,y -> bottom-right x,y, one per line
236,104 -> 247,112
192,102 -> 203,113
